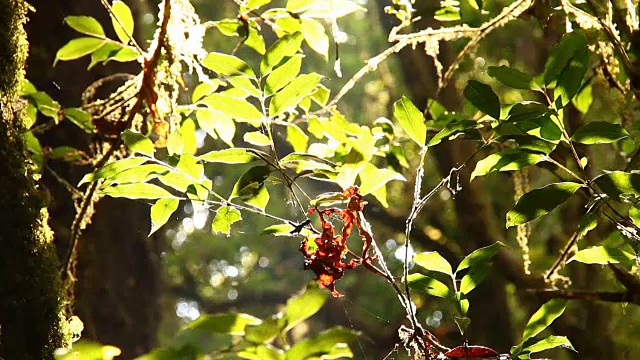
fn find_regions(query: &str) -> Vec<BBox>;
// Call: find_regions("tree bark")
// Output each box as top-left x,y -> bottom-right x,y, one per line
0,0 -> 65,358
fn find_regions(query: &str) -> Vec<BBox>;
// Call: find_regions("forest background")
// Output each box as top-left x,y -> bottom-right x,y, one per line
3,0 -> 640,359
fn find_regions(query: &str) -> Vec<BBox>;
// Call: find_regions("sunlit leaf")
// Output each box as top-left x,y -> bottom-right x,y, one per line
231,166 -> 271,209
407,274 -> 453,298
286,327 -> 358,360
567,246 -> 635,265
64,16 -> 105,37
196,109 -> 235,146
149,198 -> 179,235
571,122 -> 629,144
286,123 -> 309,153
244,131 -> 272,147
358,167 -> 405,195
556,46 -> 589,106
283,286 -> 328,332
464,80 -> 500,119
55,340 -> 121,360
261,32 -> 304,75
110,0 -> 135,44
101,183 -> 176,199
212,205 -> 242,235
572,83 -> 593,114
269,73 -> 322,116
182,313 -> 261,336
63,108 -> 95,134
428,119 -> 481,147
506,182 -> 583,227
471,149 -> 546,181
200,148 -> 261,164
79,157 -> 147,185
265,55 -> 302,96
456,241 -> 504,273
521,299 -> 567,344
523,335 -> 576,355
414,251 -> 453,276
459,262 -> 491,294
227,76 -> 261,97
393,96 -> 426,146
300,0 -> 365,18
544,30 -> 587,85
122,130 -> 154,156
301,19 -> 329,60
55,37 -> 106,65
487,65 -> 534,90
593,171 -> 640,201
202,93 -> 263,121
202,52 -> 256,78
246,20 -> 266,54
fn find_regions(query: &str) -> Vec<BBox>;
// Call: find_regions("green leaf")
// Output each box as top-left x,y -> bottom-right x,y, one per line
593,171 -> 640,201
286,327 -> 358,360
487,65 -> 534,90
180,119 -> 197,155
301,0 -> 365,18
110,0 -> 135,44
571,122 -> 629,144
301,19 -> 329,60
428,120 -> 481,147
286,0 -> 314,13
286,123 -> 309,153
201,52 -> 256,78
572,83 -> 593,114
521,299 -> 567,344
406,274 -> 453,298
506,101 -> 549,123
260,32 -> 304,75
523,335 -> 576,355
101,183 -> 175,199
283,286 -> 328,332
246,20 -> 266,54
231,166 -> 271,209
200,148 -> 261,164
265,55 -> 302,96
471,149 -> 546,181
22,130 -> 42,155
567,246 -> 635,265
122,130 -> 154,156
63,108 -> 95,134
413,251 -> 453,277
244,131 -> 272,146
556,47 -> 589,106
49,146 -> 83,162
227,76 -> 261,97
456,241 -> 505,273
212,206 -> 243,235
149,198 -> 179,235
261,224 -> 295,236
269,73 -> 322,116
101,164 -> 167,185
56,340 -> 121,360
464,80 -> 501,119
79,157 -> 147,185
393,96 -> 426,146
182,313 -> 261,336
202,93 -> 263,121
55,37 -> 106,65
176,153 -> 204,181
544,31 -> 587,85
358,168 -> 405,195
506,182 -> 583,227
65,16 -> 105,37
459,262 -> 491,294
196,109 -> 235,146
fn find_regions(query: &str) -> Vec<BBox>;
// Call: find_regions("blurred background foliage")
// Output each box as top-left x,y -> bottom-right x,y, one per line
19,0 -> 640,359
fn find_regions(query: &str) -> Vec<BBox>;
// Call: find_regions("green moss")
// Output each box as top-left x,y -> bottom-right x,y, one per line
0,0 -> 67,358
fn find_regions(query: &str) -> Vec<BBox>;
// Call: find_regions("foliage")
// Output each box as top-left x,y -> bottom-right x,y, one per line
19,0 -> 640,359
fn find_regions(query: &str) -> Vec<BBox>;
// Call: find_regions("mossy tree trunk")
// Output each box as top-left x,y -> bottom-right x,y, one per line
0,0 -> 66,359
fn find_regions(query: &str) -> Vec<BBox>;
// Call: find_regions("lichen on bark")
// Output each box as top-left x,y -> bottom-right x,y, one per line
0,0 -> 67,358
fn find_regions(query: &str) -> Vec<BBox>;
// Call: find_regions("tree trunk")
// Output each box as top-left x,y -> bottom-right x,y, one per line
25,1 -> 163,357
0,0 -> 65,358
